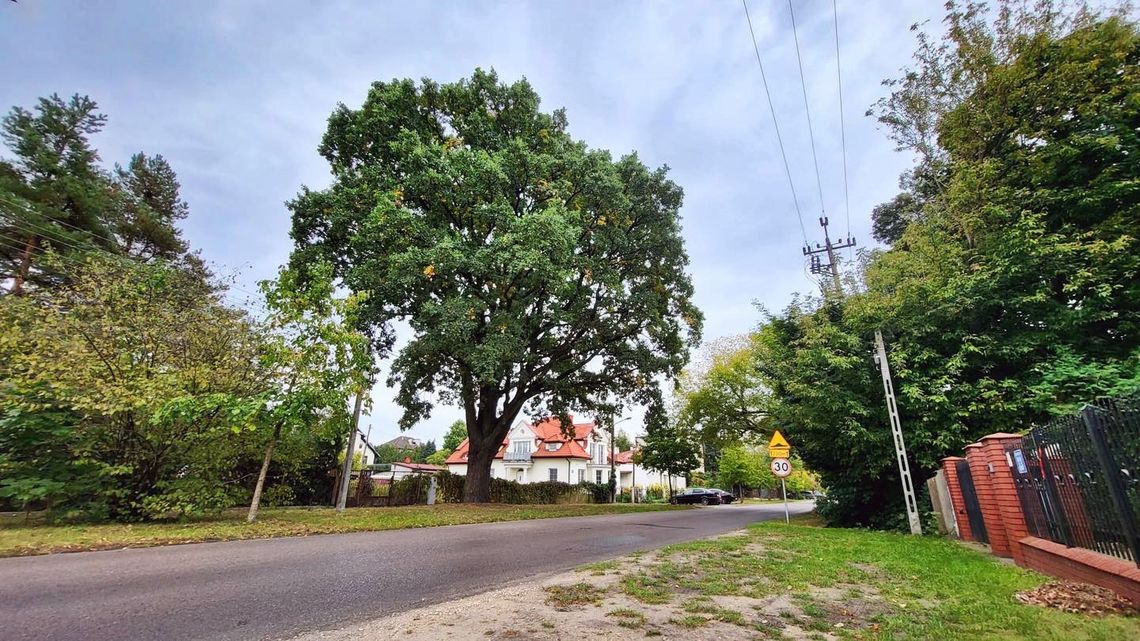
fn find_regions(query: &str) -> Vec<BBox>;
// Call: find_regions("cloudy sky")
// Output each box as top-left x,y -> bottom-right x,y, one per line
0,0 -> 944,446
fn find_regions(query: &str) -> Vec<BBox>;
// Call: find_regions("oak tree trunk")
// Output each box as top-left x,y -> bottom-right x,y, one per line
463,436 -> 495,503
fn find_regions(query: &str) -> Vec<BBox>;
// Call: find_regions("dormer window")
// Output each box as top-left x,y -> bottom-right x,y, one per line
545,442 -> 562,452
512,440 -> 532,454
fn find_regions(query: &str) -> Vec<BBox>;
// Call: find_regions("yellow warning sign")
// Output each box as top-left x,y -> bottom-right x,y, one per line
768,430 -> 790,458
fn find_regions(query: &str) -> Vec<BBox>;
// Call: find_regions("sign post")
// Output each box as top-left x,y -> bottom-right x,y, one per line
770,455 -> 792,524
768,431 -> 793,523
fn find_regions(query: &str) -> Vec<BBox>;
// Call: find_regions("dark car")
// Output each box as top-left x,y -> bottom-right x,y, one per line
670,488 -> 722,505
709,489 -> 737,504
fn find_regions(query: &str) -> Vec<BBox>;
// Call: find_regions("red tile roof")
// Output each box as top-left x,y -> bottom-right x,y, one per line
614,449 -> 637,464
443,416 -> 599,464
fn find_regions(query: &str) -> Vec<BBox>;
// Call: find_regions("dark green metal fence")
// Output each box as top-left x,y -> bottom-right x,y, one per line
1005,393 -> 1140,566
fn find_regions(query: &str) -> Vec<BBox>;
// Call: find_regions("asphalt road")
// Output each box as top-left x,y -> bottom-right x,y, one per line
1,501 -> 813,641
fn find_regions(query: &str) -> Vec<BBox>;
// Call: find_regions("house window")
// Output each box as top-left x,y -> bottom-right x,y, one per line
512,440 -> 531,454
545,442 -> 562,451
596,469 -> 603,484
578,469 -> 585,483
549,468 -> 558,481
592,443 -> 605,464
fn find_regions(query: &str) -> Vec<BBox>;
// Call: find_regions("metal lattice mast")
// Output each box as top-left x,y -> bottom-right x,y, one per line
874,331 -> 922,535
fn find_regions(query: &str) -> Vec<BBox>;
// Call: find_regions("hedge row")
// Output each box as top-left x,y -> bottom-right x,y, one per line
433,471 -> 591,504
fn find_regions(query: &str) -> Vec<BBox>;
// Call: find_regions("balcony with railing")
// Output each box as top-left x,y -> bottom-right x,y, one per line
503,450 -> 533,465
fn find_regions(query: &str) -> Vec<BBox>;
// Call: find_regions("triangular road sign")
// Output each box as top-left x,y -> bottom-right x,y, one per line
768,430 -> 790,458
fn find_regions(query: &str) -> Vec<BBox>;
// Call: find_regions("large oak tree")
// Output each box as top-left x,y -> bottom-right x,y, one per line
289,70 -> 702,501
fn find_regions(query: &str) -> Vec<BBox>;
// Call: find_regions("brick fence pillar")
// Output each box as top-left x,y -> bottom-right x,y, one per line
941,456 -> 971,541
980,433 -> 1031,565
966,442 -> 1011,557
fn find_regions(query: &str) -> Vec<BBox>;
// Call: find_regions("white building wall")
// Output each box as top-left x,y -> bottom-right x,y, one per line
448,459 -> 610,485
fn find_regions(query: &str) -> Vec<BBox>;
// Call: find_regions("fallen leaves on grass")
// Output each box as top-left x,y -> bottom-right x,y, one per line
1014,581 -> 1138,616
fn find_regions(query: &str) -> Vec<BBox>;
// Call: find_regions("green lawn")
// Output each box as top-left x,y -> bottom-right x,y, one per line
571,515 -> 1138,640
0,503 -> 684,558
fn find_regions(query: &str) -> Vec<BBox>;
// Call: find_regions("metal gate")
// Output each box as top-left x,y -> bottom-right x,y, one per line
956,460 -> 988,543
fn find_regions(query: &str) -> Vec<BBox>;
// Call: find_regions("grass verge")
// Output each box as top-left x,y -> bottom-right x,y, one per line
0,503 -> 684,558
588,518 -> 1139,640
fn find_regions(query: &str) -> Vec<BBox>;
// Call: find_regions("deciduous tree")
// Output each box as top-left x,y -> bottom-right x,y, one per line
288,69 -> 701,501
246,265 -> 371,522
635,420 -> 700,497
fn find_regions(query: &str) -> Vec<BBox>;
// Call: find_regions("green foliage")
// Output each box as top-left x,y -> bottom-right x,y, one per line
414,439 -> 437,463
425,448 -> 452,466
748,2 -> 1140,529
716,446 -> 765,491
676,336 -> 772,444
613,430 -> 633,452
0,403 -> 109,517
373,443 -> 401,464
288,69 -> 701,501
441,419 -> 467,452
635,421 -> 700,486
0,254 -> 266,519
433,471 -> 590,504
580,481 -> 610,504
0,93 -> 204,293
246,264 -> 372,520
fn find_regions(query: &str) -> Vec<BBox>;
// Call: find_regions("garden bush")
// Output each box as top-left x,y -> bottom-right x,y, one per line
433,471 -> 591,504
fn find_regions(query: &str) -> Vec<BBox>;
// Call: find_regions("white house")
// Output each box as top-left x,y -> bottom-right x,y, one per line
446,416 -> 616,485
615,449 -> 687,496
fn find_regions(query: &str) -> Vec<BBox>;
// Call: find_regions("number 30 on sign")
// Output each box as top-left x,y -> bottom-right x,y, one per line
770,457 -> 792,478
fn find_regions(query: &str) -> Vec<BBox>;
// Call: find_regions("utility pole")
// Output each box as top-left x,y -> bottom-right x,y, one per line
336,389 -> 366,513
610,422 -> 616,503
802,216 -> 855,292
873,331 -> 922,535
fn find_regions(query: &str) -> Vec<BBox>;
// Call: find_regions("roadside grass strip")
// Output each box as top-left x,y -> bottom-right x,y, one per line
0,503 -> 684,557
547,518 -> 1140,640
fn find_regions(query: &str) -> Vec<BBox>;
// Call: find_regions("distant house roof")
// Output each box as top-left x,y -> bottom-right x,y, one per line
382,435 -> 422,450
614,449 -> 637,464
445,415 -> 601,465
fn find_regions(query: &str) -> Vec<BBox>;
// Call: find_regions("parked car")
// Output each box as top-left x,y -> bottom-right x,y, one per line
709,489 -> 737,504
670,488 -> 723,505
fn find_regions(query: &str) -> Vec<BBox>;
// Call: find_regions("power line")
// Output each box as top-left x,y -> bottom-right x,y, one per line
741,0 -> 809,245
787,0 -> 826,220
0,220 -> 268,313
832,0 -> 853,243
0,196 -> 266,300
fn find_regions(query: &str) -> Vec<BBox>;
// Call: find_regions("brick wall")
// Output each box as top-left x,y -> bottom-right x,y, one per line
940,433 -> 1140,605
966,443 -> 1012,557
980,434 -> 1029,564
1019,537 -> 1140,605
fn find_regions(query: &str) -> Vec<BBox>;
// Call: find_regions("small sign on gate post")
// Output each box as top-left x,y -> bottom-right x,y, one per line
1012,449 -> 1028,475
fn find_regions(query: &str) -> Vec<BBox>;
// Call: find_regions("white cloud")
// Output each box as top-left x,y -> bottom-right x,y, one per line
0,0 -> 946,444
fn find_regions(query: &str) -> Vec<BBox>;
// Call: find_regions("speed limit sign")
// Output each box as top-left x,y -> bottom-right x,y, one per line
770,457 -> 792,478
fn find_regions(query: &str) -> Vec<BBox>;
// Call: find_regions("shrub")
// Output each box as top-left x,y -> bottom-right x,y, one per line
433,471 -> 591,504
580,481 -> 609,503
644,483 -> 665,501
262,484 -> 297,507
389,474 -> 431,506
